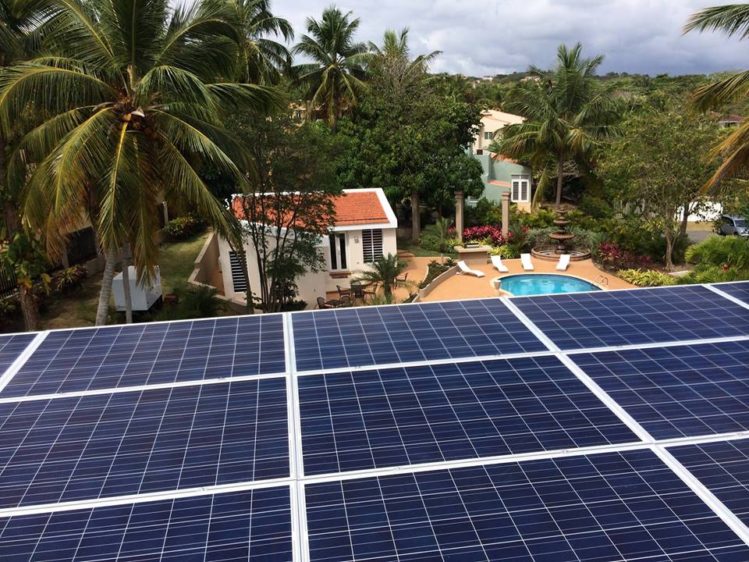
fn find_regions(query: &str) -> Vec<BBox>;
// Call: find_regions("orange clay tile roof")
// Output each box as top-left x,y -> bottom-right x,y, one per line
488,180 -> 511,187
232,190 -> 390,227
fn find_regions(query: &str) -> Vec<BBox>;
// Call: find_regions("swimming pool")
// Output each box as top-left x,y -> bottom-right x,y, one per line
499,274 -> 601,296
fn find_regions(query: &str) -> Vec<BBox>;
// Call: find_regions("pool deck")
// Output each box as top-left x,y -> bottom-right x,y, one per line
420,258 -> 634,302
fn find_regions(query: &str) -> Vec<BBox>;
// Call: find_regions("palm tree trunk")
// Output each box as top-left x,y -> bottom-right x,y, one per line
555,158 -> 564,207
19,285 -> 39,332
95,248 -> 117,326
121,247 -> 133,324
411,191 -> 421,241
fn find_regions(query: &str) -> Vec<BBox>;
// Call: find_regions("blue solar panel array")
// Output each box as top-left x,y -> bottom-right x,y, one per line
0,333 -> 35,376
305,449 -> 749,561
0,486 -> 293,561
0,379 -> 288,508
670,438 -> 749,529
712,281 -> 749,306
572,340 -> 749,439
299,356 -> 638,475
292,299 -> 547,372
1,315 -> 286,399
513,285 -> 749,350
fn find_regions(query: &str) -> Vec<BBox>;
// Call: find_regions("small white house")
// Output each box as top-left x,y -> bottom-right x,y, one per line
217,188 -> 398,308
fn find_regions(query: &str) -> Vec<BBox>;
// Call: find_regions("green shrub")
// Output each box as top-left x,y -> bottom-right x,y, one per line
465,198 -> 503,227
678,265 -> 748,284
158,283 -> 225,320
577,195 -> 614,219
51,265 -> 87,294
617,269 -> 678,287
489,245 -> 518,258
418,259 -> 455,289
686,235 -> 749,269
162,215 -> 206,242
513,207 -> 556,229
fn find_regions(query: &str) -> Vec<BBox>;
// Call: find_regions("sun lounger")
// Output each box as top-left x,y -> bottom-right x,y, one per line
457,260 -> 485,278
556,254 -> 571,271
520,253 -> 534,271
490,255 -> 509,273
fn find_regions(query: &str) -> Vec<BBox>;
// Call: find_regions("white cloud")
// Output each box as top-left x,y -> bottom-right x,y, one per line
271,0 -> 746,76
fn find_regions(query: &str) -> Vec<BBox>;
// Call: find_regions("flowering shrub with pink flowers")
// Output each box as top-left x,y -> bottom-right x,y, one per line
462,225 -> 510,246
598,242 -> 653,270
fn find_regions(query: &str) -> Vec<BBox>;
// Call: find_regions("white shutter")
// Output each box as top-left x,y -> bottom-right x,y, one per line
229,251 -> 248,292
362,230 -> 383,263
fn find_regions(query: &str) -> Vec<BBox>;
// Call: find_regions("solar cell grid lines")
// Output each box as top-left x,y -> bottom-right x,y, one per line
0,486 -> 293,561
0,333 -> 35,377
305,449 -> 749,561
1,315 -> 285,398
299,356 -> 639,475
572,340 -> 749,439
292,298 -> 547,372
712,281 -> 749,306
0,378 -> 288,509
513,285 -> 749,350
670,438 -> 749,529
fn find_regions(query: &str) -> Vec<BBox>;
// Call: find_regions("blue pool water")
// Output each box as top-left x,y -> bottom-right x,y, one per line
499,274 -> 600,296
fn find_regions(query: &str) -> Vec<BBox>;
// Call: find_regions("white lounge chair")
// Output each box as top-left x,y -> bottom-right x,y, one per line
490,255 -> 509,273
520,253 -> 534,271
457,260 -> 485,278
556,254 -> 571,271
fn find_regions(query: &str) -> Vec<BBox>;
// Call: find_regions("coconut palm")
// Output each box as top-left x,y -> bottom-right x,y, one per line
225,0 -> 293,84
356,253 -> 407,302
0,0 -> 281,325
685,4 -> 749,190
494,43 -> 620,207
367,28 -> 440,93
292,6 -> 367,128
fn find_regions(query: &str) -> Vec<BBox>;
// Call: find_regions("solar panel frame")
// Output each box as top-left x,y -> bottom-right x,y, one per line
292,298 -> 548,372
305,448 -> 749,561
0,378 -> 289,509
0,486 -> 293,561
298,356 -> 640,476
512,285 -> 749,350
0,315 -> 286,399
571,340 -> 749,439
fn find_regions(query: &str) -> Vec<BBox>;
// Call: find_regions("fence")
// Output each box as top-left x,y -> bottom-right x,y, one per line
0,264 -> 17,299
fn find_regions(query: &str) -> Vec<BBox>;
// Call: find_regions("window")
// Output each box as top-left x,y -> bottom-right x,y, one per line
483,131 -> 494,140
228,251 -> 248,292
362,229 -> 383,263
329,233 -> 347,270
511,175 -> 530,203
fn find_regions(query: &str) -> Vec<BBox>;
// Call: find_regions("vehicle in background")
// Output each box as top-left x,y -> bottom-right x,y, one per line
717,215 -> 749,237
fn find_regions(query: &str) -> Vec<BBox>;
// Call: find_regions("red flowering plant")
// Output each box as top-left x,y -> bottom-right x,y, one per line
463,225 -> 507,246
598,242 -> 653,270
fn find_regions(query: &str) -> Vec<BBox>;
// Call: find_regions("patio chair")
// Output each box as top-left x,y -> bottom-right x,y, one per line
396,272 -> 408,285
337,285 -> 351,298
490,255 -> 509,273
556,254 -> 571,271
520,253 -> 534,271
316,296 -> 337,309
334,295 -> 352,307
457,260 -> 485,278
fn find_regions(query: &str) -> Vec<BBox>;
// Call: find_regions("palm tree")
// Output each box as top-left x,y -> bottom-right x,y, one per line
0,0 -> 281,325
225,0 -> 293,84
357,253 -> 407,302
685,5 -> 749,190
367,28 -> 440,93
292,6 -> 367,129
494,43 -> 620,207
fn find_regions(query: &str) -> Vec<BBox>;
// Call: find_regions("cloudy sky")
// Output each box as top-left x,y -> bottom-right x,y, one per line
270,0 -> 746,76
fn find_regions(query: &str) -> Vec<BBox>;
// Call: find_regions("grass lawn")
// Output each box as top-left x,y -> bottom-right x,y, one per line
38,231 -> 211,330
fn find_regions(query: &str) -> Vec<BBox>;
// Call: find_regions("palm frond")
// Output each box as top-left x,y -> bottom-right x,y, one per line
685,4 -> 749,39
692,70 -> 749,110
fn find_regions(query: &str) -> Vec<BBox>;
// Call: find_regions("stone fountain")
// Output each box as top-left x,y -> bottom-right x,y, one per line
531,208 -> 591,261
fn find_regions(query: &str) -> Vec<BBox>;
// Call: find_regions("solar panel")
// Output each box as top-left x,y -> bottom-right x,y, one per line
512,285 -> 749,350
572,341 -> 749,439
0,486 -> 293,561
712,281 -> 749,306
305,449 -> 749,561
0,378 -> 288,509
299,356 -> 639,475
670,438 -> 749,529
292,299 -> 547,372
1,315 -> 285,399
0,334 -> 34,376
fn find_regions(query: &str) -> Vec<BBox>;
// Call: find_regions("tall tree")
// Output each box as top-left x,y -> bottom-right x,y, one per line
292,6 -> 367,129
225,0 -> 293,84
494,43 -> 620,207
0,0 -> 281,325
0,0 -> 50,330
367,28 -> 440,95
599,106 -> 724,269
685,4 -> 749,190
